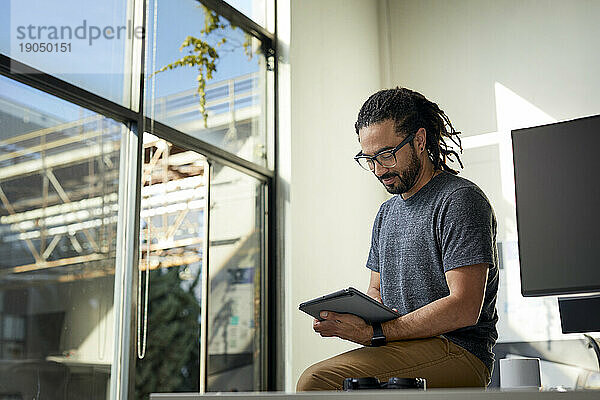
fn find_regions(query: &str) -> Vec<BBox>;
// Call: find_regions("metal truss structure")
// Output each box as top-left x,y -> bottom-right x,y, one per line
0,73 -> 260,289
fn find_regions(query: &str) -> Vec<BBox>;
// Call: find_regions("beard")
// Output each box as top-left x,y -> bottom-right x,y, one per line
378,148 -> 421,195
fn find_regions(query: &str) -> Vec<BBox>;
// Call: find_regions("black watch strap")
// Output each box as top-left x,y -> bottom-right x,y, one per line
370,322 -> 386,347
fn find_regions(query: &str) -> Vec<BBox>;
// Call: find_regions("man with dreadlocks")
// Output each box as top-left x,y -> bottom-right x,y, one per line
297,87 -> 498,390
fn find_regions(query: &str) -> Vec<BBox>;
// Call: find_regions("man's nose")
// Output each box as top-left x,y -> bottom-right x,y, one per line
373,162 -> 389,178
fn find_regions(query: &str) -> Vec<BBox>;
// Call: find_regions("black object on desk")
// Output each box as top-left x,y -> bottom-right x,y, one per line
343,377 -> 426,390
558,294 -> 600,334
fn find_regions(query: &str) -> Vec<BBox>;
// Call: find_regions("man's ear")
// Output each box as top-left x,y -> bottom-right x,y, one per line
415,127 -> 427,153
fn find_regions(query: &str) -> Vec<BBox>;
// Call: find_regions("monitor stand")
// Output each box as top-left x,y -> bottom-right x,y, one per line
582,334 -> 600,370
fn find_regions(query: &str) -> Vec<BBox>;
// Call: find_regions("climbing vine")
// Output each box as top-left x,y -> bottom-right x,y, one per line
153,3 -> 253,127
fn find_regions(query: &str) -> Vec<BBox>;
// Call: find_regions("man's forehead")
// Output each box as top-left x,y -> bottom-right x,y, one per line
358,120 -> 407,152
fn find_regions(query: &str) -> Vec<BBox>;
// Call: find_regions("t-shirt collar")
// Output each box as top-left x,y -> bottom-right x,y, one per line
398,170 -> 447,205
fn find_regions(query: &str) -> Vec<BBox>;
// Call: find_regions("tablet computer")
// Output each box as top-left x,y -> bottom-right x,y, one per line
299,287 -> 400,324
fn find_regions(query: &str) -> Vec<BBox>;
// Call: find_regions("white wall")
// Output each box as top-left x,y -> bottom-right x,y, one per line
386,0 -> 600,139
284,0 -> 388,391
383,0 -> 600,344
283,0 -> 600,389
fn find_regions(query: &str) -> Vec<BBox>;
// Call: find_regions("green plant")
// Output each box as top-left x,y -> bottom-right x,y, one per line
134,265 -> 201,400
153,3 -> 253,127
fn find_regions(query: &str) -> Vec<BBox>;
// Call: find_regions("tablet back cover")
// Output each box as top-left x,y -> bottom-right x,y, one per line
299,287 -> 399,323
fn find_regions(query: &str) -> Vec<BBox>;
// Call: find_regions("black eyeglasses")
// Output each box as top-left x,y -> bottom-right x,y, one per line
354,132 -> 415,171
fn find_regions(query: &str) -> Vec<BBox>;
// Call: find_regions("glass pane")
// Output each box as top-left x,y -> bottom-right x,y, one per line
0,75 -> 122,398
1,0 -> 134,107
145,0 -> 270,167
207,163 -> 265,391
133,135 -> 267,396
135,133 -> 206,399
226,0 -> 274,32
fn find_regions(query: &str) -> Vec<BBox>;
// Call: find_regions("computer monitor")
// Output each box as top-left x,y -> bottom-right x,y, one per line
512,114 -> 600,297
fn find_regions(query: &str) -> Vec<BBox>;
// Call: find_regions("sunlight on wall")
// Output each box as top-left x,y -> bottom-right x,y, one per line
493,82 -> 556,207
460,82 -> 556,205
458,83 -> 579,343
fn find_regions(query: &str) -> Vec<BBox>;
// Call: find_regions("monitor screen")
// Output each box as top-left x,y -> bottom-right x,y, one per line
512,114 -> 600,296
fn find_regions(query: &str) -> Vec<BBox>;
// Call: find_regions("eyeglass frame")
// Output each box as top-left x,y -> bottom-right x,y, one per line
354,132 -> 416,171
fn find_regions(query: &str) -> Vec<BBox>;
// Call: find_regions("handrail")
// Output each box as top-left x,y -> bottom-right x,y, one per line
0,73 -> 260,158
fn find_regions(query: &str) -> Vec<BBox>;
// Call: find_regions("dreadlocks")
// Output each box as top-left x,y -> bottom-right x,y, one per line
355,87 -> 464,174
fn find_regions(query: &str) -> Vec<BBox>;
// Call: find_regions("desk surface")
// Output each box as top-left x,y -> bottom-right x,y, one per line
151,389 -> 598,400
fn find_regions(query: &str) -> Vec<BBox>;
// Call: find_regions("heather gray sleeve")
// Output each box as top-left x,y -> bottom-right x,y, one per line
440,187 -> 496,272
366,203 -> 387,272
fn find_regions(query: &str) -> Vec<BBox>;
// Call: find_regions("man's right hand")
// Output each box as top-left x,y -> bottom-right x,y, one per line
313,311 -> 373,346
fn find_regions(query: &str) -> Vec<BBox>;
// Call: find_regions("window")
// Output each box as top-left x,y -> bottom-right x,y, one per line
0,0 -> 277,397
144,0 -> 273,167
135,134 -> 207,398
0,75 -> 123,399
1,0 -> 134,107
227,0 -> 274,32
206,162 -> 266,391
134,135 -> 267,397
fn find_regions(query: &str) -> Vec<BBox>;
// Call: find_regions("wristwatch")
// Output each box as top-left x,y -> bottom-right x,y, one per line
370,322 -> 387,347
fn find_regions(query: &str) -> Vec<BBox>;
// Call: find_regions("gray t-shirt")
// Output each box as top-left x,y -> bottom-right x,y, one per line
366,171 -> 499,373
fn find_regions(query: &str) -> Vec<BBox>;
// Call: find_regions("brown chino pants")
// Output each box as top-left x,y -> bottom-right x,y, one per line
296,336 -> 490,391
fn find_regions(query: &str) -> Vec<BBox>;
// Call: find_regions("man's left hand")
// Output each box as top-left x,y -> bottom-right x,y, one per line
313,311 -> 373,346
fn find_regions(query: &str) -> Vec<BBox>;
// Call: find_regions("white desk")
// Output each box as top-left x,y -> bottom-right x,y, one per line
151,389 -> 599,400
